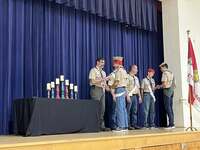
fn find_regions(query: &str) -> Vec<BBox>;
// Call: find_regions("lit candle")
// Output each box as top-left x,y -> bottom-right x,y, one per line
51,82 -> 55,88
74,85 -> 78,92
60,75 -> 64,82
65,80 -> 69,86
47,83 -> 51,90
70,83 -> 74,90
56,78 -> 60,84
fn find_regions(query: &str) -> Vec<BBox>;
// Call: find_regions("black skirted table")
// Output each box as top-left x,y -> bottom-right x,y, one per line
13,98 -> 100,136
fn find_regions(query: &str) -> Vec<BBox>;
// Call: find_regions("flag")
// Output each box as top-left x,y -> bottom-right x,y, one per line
187,37 -> 200,105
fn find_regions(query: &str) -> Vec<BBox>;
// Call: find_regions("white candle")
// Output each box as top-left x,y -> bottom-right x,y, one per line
51,82 -> 55,88
74,85 -> 78,92
56,78 -> 60,84
47,83 -> 51,90
60,75 -> 64,81
65,80 -> 69,86
70,83 -> 74,90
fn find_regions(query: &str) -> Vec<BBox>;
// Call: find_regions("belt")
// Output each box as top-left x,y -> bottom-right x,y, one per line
116,86 -> 126,89
144,92 -> 151,94
129,94 -> 137,97
91,85 -> 103,89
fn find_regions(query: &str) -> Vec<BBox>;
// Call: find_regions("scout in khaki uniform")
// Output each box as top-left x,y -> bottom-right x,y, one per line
89,58 -> 110,131
141,68 -> 157,129
126,65 -> 142,130
159,63 -> 176,129
107,68 -> 117,129
110,56 -> 130,131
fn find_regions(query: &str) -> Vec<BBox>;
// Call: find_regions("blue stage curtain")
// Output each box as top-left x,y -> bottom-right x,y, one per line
47,0 -> 158,31
0,0 -> 164,134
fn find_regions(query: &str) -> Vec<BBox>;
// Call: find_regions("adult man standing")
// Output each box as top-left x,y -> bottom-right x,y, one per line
159,63 -> 176,129
126,65 -> 142,130
141,68 -> 156,129
89,58 -> 110,131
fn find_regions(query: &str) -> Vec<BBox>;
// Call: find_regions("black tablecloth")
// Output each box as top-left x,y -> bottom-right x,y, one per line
13,98 -> 100,136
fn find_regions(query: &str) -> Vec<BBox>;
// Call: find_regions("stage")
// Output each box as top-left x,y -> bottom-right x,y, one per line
0,128 -> 200,150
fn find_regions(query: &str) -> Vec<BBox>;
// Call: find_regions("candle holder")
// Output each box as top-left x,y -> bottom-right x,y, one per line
47,83 -> 51,98
74,85 -> 78,99
65,80 -> 69,99
51,82 -> 55,99
70,83 -> 74,99
56,78 -> 60,99
60,75 -> 65,99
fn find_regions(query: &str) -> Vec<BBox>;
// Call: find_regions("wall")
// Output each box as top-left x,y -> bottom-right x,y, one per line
162,0 -> 200,127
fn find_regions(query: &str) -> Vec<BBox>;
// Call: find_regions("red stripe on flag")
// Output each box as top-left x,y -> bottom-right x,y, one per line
188,38 -> 198,70
188,85 -> 195,104
187,37 -> 200,105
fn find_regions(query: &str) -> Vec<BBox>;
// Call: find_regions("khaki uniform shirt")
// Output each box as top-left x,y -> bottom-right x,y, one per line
141,77 -> 155,93
89,67 -> 106,87
161,69 -> 174,88
161,69 -> 175,97
108,70 -> 116,87
127,74 -> 140,96
115,67 -> 128,88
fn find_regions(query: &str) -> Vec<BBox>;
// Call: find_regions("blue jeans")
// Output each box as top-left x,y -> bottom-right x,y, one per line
143,93 -> 155,127
164,94 -> 174,126
115,87 -> 128,128
111,100 -> 117,129
126,95 -> 138,127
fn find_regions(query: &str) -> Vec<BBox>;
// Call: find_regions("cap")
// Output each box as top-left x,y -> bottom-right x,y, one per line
148,68 -> 155,73
113,56 -> 123,61
113,56 -> 123,66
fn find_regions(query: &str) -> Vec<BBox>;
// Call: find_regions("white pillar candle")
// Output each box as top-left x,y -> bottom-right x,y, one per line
51,82 -> 55,88
56,78 -> 60,84
70,83 -> 74,90
47,83 -> 51,90
65,80 -> 69,86
60,75 -> 64,81
74,85 -> 78,92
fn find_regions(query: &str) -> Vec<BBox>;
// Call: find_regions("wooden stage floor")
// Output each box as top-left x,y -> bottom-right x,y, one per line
0,128 -> 200,150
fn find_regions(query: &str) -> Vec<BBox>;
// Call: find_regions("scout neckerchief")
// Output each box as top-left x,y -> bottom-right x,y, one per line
146,76 -> 153,90
146,76 -> 156,102
128,74 -> 137,96
133,75 -> 136,87
95,66 -> 106,91
95,66 -> 104,78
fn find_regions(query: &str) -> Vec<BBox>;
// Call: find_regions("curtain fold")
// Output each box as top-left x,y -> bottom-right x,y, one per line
0,0 -> 164,134
48,0 -> 158,31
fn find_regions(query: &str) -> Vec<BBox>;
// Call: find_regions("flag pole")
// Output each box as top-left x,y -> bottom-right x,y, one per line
186,30 -> 197,131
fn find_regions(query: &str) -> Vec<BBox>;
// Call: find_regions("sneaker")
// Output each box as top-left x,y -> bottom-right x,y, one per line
170,126 -> 175,129
112,127 -> 124,132
149,127 -> 156,130
101,127 -> 111,131
134,125 -> 141,130
140,127 -> 149,130
122,128 -> 129,132
164,126 -> 175,129
128,126 -> 135,130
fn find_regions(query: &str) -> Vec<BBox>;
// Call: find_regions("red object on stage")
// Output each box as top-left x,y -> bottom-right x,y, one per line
113,60 -> 123,65
187,37 -> 200,104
